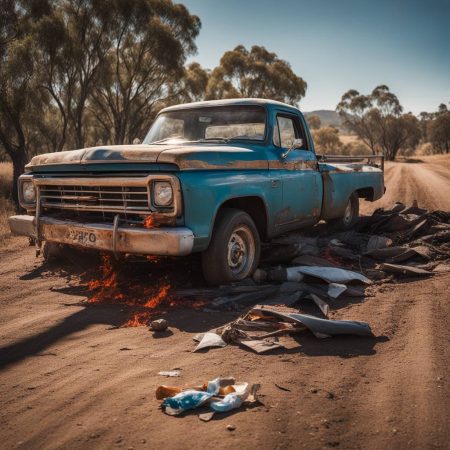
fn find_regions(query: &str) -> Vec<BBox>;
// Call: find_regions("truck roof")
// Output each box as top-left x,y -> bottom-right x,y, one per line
160,98 -> 301,113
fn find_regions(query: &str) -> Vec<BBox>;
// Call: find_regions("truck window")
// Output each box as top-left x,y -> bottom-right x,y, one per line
273,114 -> 307,149
144,106 -> 266,144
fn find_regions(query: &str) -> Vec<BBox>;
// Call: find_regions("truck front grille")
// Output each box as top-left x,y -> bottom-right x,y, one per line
40,184 -> 150,214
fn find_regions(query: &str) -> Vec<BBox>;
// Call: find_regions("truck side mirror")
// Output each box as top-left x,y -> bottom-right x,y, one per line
282,138 -> 304,159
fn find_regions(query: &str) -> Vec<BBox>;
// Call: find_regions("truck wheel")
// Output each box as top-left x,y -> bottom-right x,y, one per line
328,192 -> 359,230
202,208 -> 261,286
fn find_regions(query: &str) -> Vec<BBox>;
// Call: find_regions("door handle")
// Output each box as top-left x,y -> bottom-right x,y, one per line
271,179 -> 280,188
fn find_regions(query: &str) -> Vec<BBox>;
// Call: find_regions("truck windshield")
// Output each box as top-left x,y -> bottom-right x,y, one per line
143,105 -> 266,144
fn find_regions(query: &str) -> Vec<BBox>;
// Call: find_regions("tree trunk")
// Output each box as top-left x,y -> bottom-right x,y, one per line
11,148 -> 28,205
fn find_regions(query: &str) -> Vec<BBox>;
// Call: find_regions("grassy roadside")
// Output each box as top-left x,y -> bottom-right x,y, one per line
0,163 -> 16,247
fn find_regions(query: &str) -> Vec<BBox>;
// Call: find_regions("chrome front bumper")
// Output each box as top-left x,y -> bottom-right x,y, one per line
8,215 -> 194,256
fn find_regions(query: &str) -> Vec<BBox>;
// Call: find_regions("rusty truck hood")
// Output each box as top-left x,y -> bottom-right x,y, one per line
27,144 -> 268,170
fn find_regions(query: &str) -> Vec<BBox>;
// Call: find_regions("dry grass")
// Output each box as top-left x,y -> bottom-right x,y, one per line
0,162 -> 15,247
339,134 -> 360,145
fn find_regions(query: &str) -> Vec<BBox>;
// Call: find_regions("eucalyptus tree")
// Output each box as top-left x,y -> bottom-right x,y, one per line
336,89 -> 378,154
89,0 -> 201,144
428,104 -> 450,153
0,0 -> 43,201
206,45 -> 307,105
337,85 -> 421,160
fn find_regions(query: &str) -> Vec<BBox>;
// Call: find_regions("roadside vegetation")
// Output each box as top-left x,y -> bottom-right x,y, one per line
307,88 -> 449,158
0,163 -> 14,247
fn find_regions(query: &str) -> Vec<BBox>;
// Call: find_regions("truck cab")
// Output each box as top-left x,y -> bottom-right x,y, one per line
9,98 -> 384,284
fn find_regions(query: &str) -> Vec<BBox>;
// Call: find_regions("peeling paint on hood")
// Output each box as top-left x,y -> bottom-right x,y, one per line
27,144 -> 269,171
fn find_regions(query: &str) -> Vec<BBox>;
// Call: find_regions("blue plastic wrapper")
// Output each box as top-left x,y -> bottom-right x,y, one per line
163,390 -> 212,415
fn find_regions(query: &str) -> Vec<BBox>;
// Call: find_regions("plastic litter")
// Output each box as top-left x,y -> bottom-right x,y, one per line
210,393 -> 243,412
163,390 -> 212,416
158,371 -> 180,377
159,378 -> 260,418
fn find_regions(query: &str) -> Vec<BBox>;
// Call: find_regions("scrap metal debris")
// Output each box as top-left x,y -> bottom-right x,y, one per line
193,304 -> 373,353
193,332 -> 227,352
169,203 -> 450,352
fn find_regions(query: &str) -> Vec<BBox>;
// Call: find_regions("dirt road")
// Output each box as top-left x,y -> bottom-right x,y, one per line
1,157 -> 449,450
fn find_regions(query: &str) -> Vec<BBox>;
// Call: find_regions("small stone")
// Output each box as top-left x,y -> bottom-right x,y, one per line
226,424 -> 236,431
150,318 -> 168,331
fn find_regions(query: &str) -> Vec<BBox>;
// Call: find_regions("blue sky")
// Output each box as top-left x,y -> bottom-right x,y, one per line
182,0 -> 450,114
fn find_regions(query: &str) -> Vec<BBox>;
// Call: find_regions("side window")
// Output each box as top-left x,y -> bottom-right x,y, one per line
277,116 -> 296,148
273,114 -> 309,150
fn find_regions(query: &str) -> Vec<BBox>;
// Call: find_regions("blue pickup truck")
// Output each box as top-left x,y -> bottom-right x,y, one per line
9,99 -> 384,284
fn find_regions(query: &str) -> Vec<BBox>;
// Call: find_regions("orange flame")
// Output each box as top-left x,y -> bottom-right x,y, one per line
86,254 -> 207,327
143,215 -> 155,228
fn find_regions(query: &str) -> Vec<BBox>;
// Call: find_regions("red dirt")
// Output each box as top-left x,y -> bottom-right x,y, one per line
0,156 -> 449,449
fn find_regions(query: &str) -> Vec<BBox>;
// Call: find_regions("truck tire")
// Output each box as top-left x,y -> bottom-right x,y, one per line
328,192 -> 359,230
202,208 -> 261,286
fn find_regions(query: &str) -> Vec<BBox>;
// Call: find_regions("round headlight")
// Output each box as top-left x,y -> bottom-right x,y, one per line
22,181 -> 36,203
153,181 -> 173,206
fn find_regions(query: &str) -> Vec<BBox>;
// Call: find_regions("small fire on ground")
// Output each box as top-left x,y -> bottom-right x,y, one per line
86,254 -> 204,327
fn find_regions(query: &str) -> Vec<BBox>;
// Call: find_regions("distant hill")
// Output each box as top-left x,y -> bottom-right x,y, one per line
304,110 -> 343,129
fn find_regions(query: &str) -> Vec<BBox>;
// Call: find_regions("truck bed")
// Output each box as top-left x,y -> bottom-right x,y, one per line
317,155 -> 385,220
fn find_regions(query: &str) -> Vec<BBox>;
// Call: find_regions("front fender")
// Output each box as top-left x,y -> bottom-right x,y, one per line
178,170 -> 274,252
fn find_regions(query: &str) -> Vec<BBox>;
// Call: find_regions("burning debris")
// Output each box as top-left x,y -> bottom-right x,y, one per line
143,214 -> 157,229
84,254 -> 203,327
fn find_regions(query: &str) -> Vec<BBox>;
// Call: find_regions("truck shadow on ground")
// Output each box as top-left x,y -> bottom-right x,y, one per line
0,302 -> 387,371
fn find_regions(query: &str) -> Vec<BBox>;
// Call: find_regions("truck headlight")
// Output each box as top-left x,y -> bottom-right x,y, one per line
153,181 -> 173,206
22,181 -> 36,204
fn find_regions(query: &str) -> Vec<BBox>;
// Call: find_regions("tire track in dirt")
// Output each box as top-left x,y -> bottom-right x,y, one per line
350,275 -> 450,450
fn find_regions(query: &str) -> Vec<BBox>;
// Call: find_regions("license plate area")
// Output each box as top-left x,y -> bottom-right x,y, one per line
68,229 -> 98,246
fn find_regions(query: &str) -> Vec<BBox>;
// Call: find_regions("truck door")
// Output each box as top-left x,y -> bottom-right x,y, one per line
272,112 -> 322,227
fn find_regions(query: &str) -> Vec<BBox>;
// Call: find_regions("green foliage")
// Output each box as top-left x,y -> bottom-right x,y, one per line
428,106 -> 450,153
0,0 -> 202,201
89,0 -> 201,144
205,45 -> 307,105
